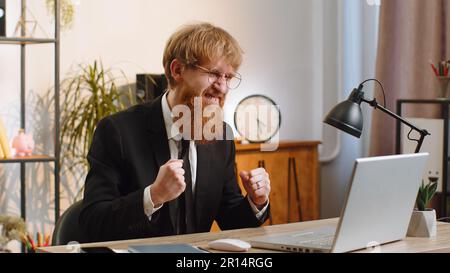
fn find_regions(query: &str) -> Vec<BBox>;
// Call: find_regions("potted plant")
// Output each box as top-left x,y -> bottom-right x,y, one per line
0,215 -> 27,253
407,179 -> 438,237
46,0 -> 76,32
58,61 -> 134,200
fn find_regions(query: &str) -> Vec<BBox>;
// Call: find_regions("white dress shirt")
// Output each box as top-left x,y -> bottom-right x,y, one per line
143,92 -> 268,221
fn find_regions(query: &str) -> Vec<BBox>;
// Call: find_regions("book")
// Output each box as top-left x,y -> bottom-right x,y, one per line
128,244 -> 208,253
0,116 -> 11,158
0,142 -> 4,158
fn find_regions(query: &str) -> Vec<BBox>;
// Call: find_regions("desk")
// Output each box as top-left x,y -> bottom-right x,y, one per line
39,218 -> 450,253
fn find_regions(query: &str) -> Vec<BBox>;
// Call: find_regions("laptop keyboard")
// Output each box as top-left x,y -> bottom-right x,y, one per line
251,226 -> 337,253
290,230 -> 335,250
297,235 -> 334,248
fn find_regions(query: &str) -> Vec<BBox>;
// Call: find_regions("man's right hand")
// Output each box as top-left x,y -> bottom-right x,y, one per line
150,159 -> 186,207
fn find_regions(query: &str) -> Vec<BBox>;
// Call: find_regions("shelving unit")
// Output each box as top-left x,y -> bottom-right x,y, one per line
0,155 -> 56,163
395,99 -> 450,218
0,37 -> 56,44
0,0 -> 60,223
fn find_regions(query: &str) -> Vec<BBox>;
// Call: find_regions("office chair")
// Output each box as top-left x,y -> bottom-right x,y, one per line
52,200 -> 83,246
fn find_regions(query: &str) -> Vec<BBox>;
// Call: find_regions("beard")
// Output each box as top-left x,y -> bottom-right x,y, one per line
175,88 -> 226,145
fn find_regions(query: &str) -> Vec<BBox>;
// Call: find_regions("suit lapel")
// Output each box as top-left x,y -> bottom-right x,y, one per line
148,131 -> 170,168
146,94 -> 177,232
195,143 -> 212,228
146,95 -> 170,167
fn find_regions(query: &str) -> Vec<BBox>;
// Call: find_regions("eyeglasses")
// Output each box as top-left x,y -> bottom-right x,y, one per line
192,64 -> 242,90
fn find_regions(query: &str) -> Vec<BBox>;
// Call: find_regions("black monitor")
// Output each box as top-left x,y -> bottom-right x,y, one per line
135,74 -> 167,104
0,0 -> 5,37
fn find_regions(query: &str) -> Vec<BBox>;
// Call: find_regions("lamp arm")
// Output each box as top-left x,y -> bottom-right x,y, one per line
362,98 -> 430,153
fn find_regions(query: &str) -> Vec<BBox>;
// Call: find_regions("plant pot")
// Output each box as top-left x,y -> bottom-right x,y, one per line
407,209 -> 437,237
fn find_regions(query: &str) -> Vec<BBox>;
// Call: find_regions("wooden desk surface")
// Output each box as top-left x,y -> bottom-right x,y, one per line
39,218 -> 450,253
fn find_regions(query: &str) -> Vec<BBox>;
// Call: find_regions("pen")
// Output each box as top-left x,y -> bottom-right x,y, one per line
44,235 -> 50,247
431,63 -> 439,76
37,232 -> 42,247
27,234 -> 36,250
21,235 -> 31,250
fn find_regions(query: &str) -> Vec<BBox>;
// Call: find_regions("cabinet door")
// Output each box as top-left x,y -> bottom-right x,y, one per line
210,146 -> 319,231
235,151 -> 291,225
288,147 -> 320,221
210,152 -> 273,232
235,148 -> 320,224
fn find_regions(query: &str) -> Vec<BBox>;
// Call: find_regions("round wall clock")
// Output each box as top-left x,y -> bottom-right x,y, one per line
234,95 -> 281,143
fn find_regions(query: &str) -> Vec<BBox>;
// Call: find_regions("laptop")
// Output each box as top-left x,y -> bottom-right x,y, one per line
250,153 -> 429,253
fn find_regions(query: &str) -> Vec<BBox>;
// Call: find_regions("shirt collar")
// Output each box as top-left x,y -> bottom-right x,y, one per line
161,91 -> 182,141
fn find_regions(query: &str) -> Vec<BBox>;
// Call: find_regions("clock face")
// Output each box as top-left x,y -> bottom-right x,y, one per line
234,95 -> 281,143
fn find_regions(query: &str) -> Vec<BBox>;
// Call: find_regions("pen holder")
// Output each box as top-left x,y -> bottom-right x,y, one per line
436,77 -> 450,99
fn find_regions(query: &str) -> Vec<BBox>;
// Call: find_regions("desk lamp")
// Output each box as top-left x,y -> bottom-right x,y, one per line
324,79 -> 430,153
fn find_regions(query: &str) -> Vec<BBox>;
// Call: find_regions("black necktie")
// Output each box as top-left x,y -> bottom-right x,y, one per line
176,139 -> 196,234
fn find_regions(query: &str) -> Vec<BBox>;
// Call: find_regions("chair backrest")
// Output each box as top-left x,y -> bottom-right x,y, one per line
52,200 -> 84,246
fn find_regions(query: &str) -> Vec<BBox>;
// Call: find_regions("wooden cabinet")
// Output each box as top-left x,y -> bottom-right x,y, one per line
211,140 -> 320,231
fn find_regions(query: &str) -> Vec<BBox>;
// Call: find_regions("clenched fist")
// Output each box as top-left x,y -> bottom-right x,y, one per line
239,168 -> 271,209
150,159 -> 186,207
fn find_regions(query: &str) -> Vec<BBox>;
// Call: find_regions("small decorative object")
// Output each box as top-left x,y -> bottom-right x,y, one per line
46,0 -> 76,32
12,129 -> 35,156
13,5 -> 51,38
234,95 -> 281,143
430,60 -> 450,99
13,14 -> 37,38
407,179 -> 438,237
0,215 -> 27,253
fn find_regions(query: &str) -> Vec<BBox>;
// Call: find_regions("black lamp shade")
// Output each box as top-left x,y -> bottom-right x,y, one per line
324,99 -> 363,138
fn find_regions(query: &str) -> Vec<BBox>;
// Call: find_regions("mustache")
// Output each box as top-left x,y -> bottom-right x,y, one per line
171,96 -> 226,144
201,89 -> 225,100
178,90 -> 224,105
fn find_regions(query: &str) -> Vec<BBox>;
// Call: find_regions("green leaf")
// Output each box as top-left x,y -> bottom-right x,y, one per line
417,196 -> 426,211
430,182 -> 438,197
47,59 -> 135,202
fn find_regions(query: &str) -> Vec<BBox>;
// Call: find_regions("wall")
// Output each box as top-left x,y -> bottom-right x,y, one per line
320,0 -> 380,218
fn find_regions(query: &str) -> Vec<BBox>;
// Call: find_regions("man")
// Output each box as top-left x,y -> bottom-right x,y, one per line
79,22 -> 271,243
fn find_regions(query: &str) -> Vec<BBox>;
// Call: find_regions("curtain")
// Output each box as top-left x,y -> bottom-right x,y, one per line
370,0 -> 449,156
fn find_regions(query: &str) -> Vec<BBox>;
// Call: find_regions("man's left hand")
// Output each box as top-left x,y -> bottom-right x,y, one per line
240,168 -> 271,210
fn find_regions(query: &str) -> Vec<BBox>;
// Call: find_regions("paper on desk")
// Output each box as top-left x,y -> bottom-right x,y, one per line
111,248 -> 130,253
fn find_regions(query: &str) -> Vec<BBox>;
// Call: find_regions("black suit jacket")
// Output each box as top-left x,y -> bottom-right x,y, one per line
79,94 -> 269,243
